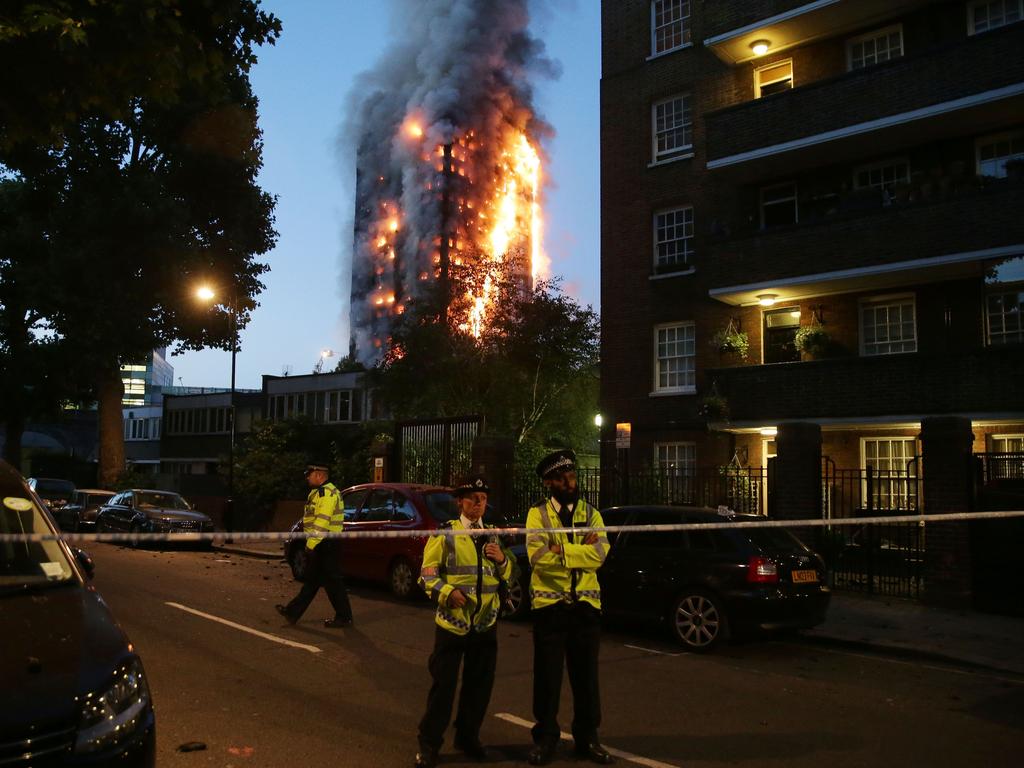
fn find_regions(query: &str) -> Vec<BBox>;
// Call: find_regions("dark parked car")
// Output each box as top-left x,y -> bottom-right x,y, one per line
53,489 -> 116,532
284,482 -> 530,613
26,477 -> 76,518
599,506 -> 831,652
96,489 -> 214,543
1,460 -> 156,766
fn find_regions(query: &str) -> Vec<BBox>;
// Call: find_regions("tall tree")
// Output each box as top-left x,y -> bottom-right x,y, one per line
0,1 -> 280,484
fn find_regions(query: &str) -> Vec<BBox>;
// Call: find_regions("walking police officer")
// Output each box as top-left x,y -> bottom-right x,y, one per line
276,462 -> 354,628
414,474 -> 513,768
527,449 -> 614,765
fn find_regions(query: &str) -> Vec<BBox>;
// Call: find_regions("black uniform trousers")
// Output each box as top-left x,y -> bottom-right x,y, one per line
284,540 -> 353,622
418,623 -> 498,750
531,601 -> 602,748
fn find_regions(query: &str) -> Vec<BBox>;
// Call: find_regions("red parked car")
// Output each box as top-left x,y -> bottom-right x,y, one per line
283,483 -> 529,612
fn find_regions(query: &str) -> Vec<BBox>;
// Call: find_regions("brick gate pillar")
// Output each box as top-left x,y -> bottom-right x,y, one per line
920,416 -> 974,608
771,422 -> 822,521
471,435 -> 515,523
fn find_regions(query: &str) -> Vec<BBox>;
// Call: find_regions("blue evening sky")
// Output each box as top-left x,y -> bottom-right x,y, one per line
169,0 -> 601,390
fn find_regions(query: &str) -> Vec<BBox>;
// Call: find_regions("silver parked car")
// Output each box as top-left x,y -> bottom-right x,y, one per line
96,489 -> 214,545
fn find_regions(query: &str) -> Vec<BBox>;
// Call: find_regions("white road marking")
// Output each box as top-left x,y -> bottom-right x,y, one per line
624,644 -> 684,657
165,602 -> 322,654
495,713 -> 680,768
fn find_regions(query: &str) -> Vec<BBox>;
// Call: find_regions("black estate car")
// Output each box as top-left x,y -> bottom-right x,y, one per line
96,489 -> 214,541
0,460 -> 156,766
600,506 -> 830,652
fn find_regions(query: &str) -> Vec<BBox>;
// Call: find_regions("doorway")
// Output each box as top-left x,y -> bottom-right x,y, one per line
764,307 -> 801,363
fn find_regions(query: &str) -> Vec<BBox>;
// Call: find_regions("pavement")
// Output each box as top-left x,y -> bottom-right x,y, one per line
212,538 -> 1024,677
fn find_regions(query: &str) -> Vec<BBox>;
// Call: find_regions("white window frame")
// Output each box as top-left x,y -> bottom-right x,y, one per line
653,206 -> 695,269
990,434 -> 1024,452
653,321 -> 696,394
846,24 -> 904,71
975,130 -> 1024,178
859,294 -> 917,356
754,59 -> 793,98
655,442 -> 697,502
967,0 -> 1023,34
853,157 -> 911,195
759,181 -> 798,228
650,0 -> 692,57
986,288 -> 1024,345
652,94 -> 693,163
860,436 -> 919,510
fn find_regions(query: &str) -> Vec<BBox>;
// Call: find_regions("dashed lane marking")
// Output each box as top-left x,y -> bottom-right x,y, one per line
165,602 -> 322,654
495,712 -> 680,768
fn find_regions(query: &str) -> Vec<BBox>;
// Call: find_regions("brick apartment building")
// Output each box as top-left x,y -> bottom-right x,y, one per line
599,0 -> 1024,508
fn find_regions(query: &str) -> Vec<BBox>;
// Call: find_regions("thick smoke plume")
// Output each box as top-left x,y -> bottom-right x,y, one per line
345,0 -> 557,363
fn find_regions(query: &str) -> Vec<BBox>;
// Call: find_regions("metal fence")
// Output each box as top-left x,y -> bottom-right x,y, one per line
394,417 -> 482,486
975,452 -> 1024,485
816,457 -> 924,598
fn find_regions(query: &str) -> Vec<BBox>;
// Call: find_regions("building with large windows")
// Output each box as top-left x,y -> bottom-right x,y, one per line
600,0 -> 1024,499
120,348 -> 174,406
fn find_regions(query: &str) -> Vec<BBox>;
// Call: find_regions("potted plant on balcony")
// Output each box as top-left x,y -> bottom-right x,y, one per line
794,320 -> 831,360
711,320 -> 749,361
698,383 -> 729,421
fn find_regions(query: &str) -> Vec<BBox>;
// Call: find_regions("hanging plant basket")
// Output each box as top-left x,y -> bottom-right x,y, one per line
794,322 -> 830,359
698,382 -> 729,421
710,319 -> 749,360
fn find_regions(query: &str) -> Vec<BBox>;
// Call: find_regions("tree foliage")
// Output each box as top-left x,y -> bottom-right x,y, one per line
373,254 -> 600,451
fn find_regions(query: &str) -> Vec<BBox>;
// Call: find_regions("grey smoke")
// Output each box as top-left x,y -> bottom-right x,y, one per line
343,0 -> 558,363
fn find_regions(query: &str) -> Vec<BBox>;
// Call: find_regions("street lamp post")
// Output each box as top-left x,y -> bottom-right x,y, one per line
196,285 -> 238,533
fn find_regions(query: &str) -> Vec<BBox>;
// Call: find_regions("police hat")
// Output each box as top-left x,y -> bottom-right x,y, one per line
536,449 -> 577,480
304,462 -> 330,477
453,474 -> 490,496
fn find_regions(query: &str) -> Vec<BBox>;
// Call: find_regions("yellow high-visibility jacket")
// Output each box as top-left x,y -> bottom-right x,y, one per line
418,520 -> 514,635
303,482 -> 343,550
526,497 -> 608,611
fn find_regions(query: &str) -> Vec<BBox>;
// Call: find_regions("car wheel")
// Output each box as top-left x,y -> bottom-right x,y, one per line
670,589 -> 727,652
504,563 -> 530,619
389,557 -> 415,599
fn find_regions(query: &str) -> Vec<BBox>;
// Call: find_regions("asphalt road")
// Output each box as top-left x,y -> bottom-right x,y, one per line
88,543 -> 1024,768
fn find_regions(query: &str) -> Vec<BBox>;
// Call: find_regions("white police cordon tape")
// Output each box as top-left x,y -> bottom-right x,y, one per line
2,509 -> 1023,545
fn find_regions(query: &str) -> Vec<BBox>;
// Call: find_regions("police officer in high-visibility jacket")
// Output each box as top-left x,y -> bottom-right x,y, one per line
413,475 -> 513,768
276,462 -> 353,628
527,449 -> 614,766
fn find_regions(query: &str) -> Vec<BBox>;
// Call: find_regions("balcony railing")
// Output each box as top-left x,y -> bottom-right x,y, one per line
706,348 -> 1024,421
705,25 -> 1024,165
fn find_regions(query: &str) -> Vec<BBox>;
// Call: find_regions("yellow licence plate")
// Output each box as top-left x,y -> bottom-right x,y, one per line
791,570 -> 818,583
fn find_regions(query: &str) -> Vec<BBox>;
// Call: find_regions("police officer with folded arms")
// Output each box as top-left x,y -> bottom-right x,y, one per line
527,449 -> 614,765
276,462 -> 354,628
414,475 -> 513,768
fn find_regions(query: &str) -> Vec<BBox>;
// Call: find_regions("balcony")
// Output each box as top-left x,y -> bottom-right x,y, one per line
706,347 -> 1024,421
705,26 -> 1024,177
703,0 -> 926,64
706,181 -> 1024,304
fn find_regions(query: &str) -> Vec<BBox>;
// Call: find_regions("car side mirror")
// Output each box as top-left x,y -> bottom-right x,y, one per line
75,548 -> 95,580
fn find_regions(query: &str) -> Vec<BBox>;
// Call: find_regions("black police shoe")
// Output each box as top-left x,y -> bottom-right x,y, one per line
413,745 -> 438,768
454,734 -> 488,761
528,741 -> 558,766
324,617 -> 353,628
574,740 -> 615,764
275,605 -> 297,625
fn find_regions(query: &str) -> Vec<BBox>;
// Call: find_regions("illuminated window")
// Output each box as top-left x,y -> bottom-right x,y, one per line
847,25 -> 903,70
651,0 -> 691,55
654,322 -> 696,393
760,182 -> 798,228
976,131 -> 1024,178
860,296 -> 917,356
754,59 -> 792,98
968,0 -> 1022,34
654,207 -> 694,268
652,94 -> 692,161
861,437 -> 919,509
987,290 -> 1024,344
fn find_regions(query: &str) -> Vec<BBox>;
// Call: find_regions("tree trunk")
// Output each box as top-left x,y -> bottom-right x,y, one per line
96,363 -> 125,487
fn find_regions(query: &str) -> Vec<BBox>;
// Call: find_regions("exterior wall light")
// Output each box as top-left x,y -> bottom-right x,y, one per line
757,294 -> 777,307
760,427 -> 778,437
750,40 -> 770,56
594,414 -> 604,428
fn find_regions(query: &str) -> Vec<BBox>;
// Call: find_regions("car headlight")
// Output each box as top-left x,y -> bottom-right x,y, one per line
75,656 -> 151,753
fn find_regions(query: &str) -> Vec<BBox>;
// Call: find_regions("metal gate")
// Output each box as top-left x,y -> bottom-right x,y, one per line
395,416 -> 483,486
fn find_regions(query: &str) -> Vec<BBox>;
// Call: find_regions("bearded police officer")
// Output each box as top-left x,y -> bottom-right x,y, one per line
276,462 -> 354,628
527,449 -> 614,766
413,475 -> 513,768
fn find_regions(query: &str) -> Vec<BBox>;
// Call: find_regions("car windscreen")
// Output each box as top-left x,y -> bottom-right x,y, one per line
135,492 -> 190,510
86,493 -> 114,507
1,491 -> 74,589
33,479 -> 75,501
424,491 -> 458,523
